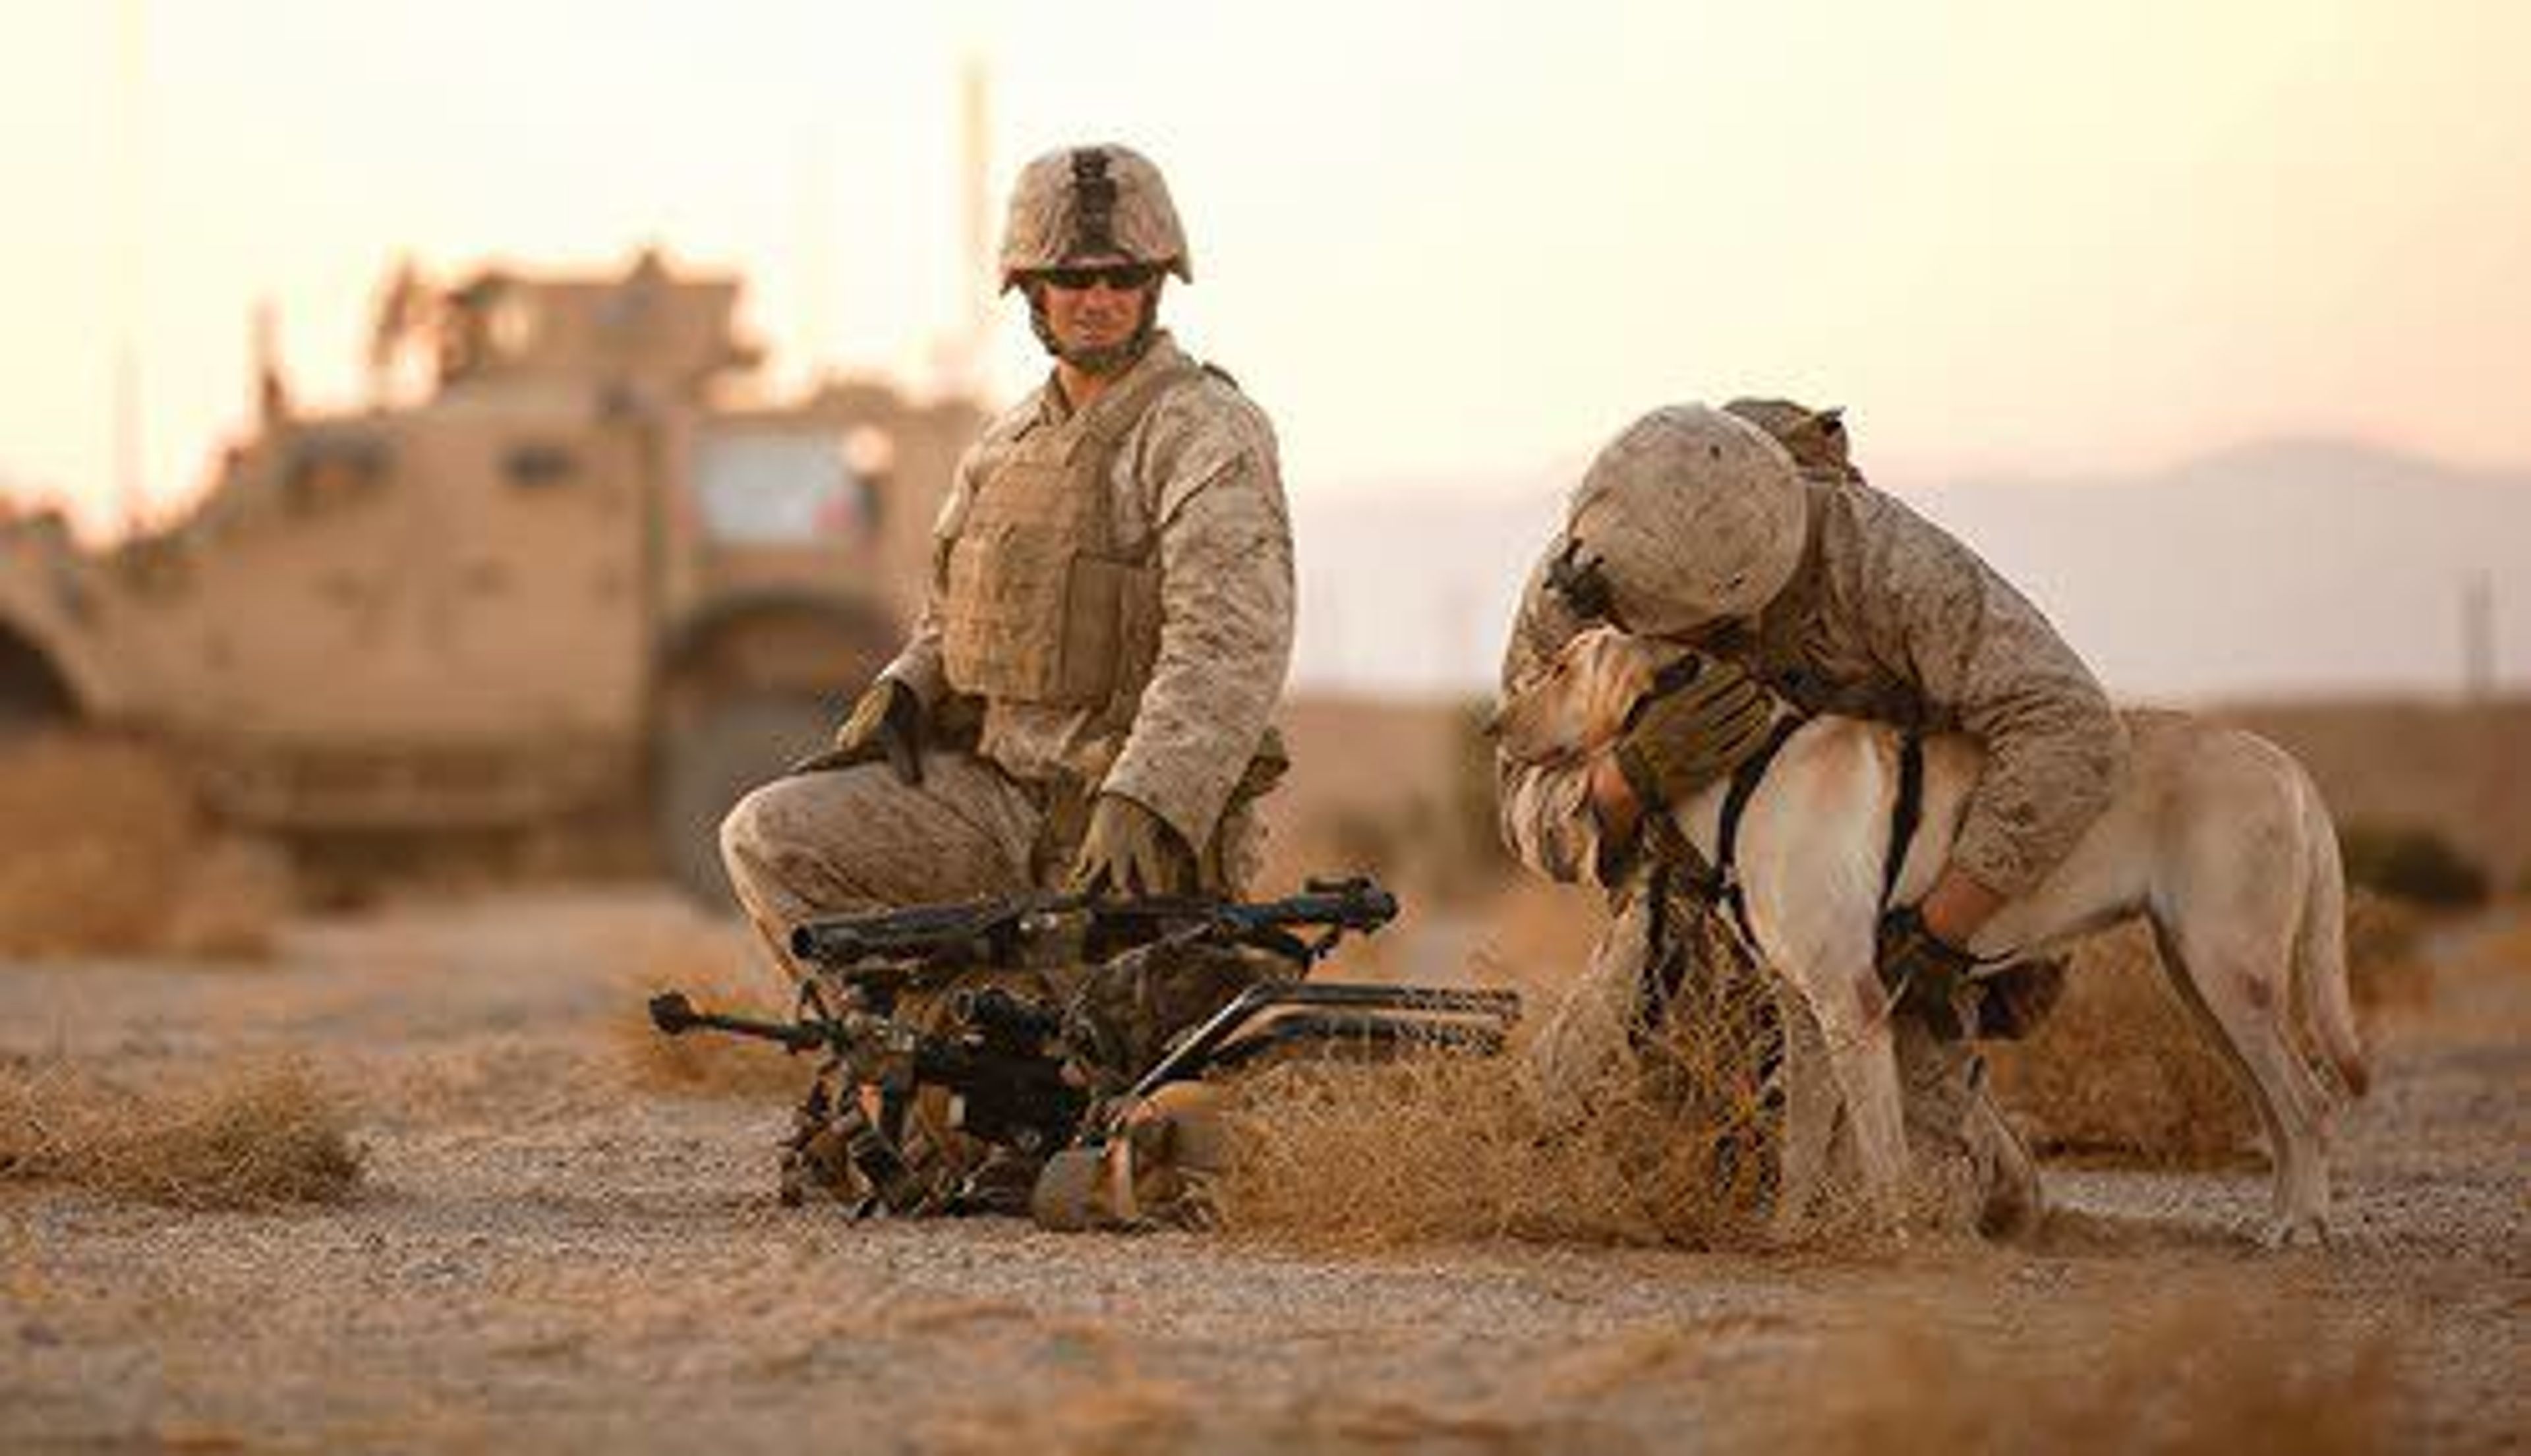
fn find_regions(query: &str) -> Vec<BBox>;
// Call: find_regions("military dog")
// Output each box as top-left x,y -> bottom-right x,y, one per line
1493,626 -> 2366,1244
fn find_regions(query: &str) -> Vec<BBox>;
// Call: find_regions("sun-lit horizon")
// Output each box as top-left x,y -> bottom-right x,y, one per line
5,0 -> 2529,538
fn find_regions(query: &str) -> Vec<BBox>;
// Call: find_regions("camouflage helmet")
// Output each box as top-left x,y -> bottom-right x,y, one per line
1557,405 -> 1808,637
1723,397 -> 1857,480
999,144 -> 1192,292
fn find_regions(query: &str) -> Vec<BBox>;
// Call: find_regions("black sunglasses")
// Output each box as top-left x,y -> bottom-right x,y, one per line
1037,262 -> 1160,293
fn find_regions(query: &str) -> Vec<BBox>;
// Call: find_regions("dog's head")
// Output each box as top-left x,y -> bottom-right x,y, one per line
1490,626 -> 1681,767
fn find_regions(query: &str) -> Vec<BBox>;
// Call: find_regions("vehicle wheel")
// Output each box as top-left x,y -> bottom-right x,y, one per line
651,692 -> 829,910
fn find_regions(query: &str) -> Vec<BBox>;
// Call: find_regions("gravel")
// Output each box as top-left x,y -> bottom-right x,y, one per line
3,890 -> 2522,1454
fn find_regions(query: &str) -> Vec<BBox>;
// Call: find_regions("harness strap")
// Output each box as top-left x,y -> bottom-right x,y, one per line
1880,732 -> 1926,908
1632,718 -> 1960,1035
1630,859 -> 1687,1050
1633,711 -> 1804,1017
1639,792 -> 1719,903
1712,716 -> 1806,944
1623,652 -> 1788,907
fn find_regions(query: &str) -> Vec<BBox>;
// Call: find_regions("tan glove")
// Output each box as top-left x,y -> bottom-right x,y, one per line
1067,793 -> 1198,896
1613,655 -> 1774,811
788,680 -> 924,784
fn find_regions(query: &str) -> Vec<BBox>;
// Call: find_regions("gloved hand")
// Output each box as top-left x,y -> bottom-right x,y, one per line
1613,655 -> 1774,811
1876,904 -> 1980,1041
788,680 -> 924,785
1067,793 -> 1197,896
1973,954 -> 2069,1041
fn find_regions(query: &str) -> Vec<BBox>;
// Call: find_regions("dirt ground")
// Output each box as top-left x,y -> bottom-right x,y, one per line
2,890 -> 2522,1454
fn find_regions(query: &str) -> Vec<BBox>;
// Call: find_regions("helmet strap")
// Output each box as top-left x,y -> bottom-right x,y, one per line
1066,148 -> 1121,256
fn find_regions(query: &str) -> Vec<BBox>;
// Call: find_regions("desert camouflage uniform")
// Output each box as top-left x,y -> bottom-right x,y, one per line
1499,446 -> 2116,1233
721,332 -> 1294,977
1501,467 -> 2128,900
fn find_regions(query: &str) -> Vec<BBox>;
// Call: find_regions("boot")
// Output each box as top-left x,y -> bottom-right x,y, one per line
1966,1074 -> 2045,1240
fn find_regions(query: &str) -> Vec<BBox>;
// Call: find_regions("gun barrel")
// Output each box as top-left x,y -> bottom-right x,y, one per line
1262,885 -> 1398,931
787,896 -> 1062,967
647,992 -> 828,1054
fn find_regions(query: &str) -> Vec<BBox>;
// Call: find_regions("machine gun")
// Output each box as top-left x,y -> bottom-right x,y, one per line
647,876 -> 1519,1221
781,875 -> 1404,990
647,981 -> 1088,1163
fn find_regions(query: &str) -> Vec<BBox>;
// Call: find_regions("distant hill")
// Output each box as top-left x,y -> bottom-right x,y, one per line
1290,439 -> 2531,703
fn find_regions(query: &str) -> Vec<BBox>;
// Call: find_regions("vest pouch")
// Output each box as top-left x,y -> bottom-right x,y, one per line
1057,551 -> 1163,713
939,355 -> 1203,713
942,526 -> 1085,704
1080,553 -> 1163,724
943,525 -> 1158,709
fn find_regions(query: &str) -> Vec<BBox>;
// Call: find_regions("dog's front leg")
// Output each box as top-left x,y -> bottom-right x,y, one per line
1802,962 -> 1915,1236
1768,990 -> 1840,1242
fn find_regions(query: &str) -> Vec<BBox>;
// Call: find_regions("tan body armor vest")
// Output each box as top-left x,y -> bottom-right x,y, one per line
938,357 -> 1204,722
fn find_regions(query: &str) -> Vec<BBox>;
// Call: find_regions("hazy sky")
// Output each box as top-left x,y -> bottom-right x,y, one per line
5,0 -> 2528,535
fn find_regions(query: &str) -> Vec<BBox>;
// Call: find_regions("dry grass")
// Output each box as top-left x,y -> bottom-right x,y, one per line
0,1057 -> 364,1209
616,922 -> 801,1097
1989,892 -> 2430,1163
1985,926 -> 2258,1164
2342,890 -> 2433,1014
1779,1289 -> 2400,1456
0,732 -> 198,957
159,834 -> 298,961
1210,912 -> 1783,1250
2462,919 -> 2531,978
0,732 -> 292,962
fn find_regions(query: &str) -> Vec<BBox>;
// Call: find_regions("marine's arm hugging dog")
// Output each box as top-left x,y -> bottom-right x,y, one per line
1493,626 -> 2366,1246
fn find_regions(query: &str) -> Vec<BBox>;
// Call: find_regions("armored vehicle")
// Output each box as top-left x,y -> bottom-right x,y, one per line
0,253 -> 983,902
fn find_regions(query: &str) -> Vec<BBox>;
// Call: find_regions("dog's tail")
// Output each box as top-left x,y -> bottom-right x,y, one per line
2292,770 -> 2369,1101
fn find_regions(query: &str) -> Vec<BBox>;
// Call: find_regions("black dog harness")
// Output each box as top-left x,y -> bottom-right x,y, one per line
1629,661 -> 1929,1030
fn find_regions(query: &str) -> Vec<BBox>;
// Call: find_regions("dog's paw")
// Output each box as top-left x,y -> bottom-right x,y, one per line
2255,1213 -> 2331,1251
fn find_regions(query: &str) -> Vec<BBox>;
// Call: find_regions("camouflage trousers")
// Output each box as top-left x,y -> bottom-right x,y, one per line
718,753 -> 1069,1204
717,751 -> 1270,1209
718,753 -> 1049,983
717,751 -> 1267,982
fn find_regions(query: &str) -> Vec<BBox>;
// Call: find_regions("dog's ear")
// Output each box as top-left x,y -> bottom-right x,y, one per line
1563,631 -> 1653,745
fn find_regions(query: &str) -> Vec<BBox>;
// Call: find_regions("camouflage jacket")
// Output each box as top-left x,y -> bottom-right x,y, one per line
1498,471 -> 2127,900
884,334 -> 1295,853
